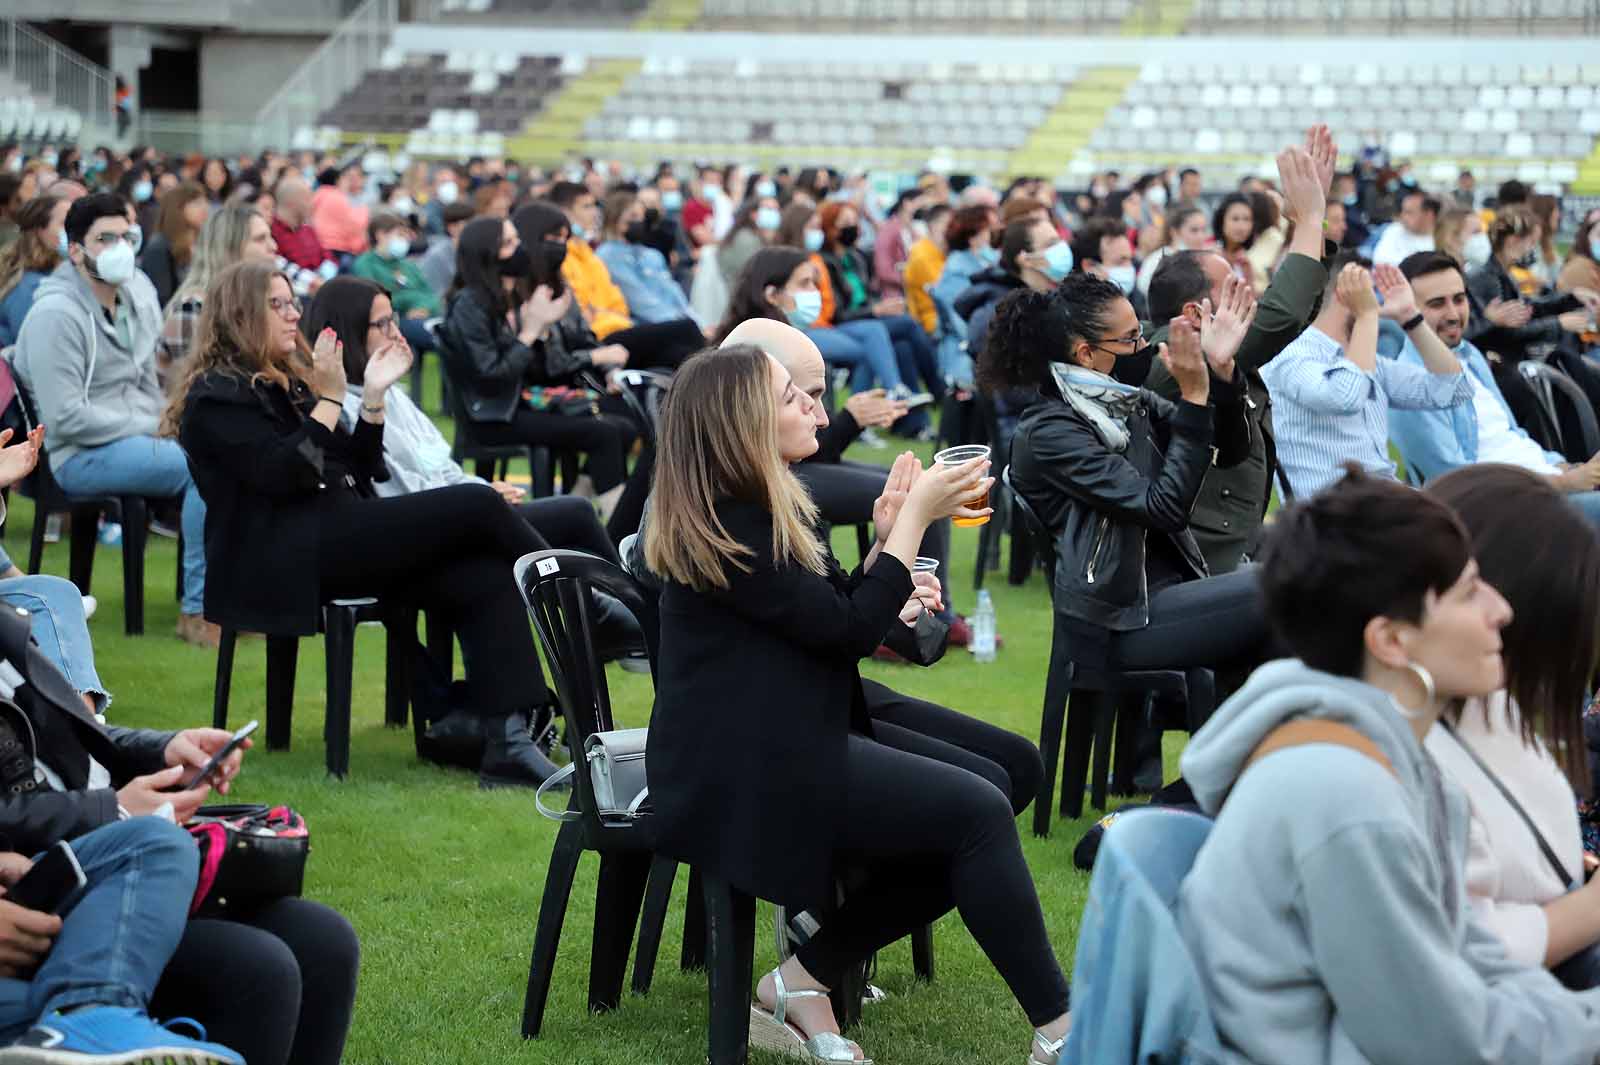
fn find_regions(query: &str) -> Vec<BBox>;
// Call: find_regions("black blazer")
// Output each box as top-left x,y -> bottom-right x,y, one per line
179,369 -> 387,635
646,499 -> 913,910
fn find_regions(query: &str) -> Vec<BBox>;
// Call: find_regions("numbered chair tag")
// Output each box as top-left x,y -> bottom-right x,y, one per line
536,558 -> 561,577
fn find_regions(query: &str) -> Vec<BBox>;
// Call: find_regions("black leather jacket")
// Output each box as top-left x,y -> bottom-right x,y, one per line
1008,372 -> 1250,632
440,288 -> 600,423
0,604 -> 175,854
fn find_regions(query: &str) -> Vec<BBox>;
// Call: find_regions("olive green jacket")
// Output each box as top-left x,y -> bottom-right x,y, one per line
1143,251 -> 1329,574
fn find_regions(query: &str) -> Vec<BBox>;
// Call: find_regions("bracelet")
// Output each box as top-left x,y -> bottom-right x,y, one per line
1400,313 -> 1426,332
316,395 -> 343,407
361,403 -> 385,415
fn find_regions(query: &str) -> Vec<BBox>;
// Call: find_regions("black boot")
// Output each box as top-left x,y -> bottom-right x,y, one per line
479,709 -> 563,790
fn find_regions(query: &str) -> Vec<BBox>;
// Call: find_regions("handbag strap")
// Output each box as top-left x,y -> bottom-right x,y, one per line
535,763 -> 580,823
1439,718 -> 1577,889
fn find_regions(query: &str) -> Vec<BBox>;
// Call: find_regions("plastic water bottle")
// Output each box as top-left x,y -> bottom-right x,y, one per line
972,589 -> 997,663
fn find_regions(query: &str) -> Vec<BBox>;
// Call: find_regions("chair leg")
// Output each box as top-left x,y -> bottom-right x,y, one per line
212,628 -> 238,730
384,608 -> 414,728
1060,687 -> 1100,823
832,957 -> 866,1032
425,611 -> 454,679
322,606 -> 357,779
264,636 -> 299,752
633,856 -> 677,996
972,514 -> 994,592
1032,634 -> 1075,838
119,497 -> 148,637
26,506 -> 47,575
703,876 -> 755,1065
680,865 -> 707,971
522,819 -> 584,1038
66,504 -> 99,596
1089,691 -> 1117,813
589,851 -> 652,1014
1110,693 -> 1151,798
911,923 -> 935,982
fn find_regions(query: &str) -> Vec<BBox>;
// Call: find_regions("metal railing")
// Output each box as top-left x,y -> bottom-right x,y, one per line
254,0 -> 398,151
0,19 -> 115,143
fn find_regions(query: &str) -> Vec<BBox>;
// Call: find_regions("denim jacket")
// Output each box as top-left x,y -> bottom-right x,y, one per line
1381,324 -> 1562,485
1063,807 -> 1225,1065
595,240 -> 694,325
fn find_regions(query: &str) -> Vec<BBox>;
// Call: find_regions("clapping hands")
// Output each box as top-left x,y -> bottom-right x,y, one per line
1197,273 -> 1258,380
0,425 -> 45,492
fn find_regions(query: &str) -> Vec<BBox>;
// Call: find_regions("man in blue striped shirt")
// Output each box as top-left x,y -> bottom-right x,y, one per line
1261,260 -> 1472,498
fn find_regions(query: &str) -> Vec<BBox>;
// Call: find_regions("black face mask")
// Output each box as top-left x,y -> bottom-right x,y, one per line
500,245 -> 531,277
836,225 -> 860,247
643,207 -> 662,228
1109,346 -> 1156,387
540,238 -> 568,274
624,220 -> 651,245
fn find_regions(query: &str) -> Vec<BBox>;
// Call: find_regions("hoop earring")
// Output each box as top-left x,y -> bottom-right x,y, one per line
1391,661 -> 1436,718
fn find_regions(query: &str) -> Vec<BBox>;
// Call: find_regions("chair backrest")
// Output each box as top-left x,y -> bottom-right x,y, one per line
427,318 -> 524,464
514,549 -> 661,832
1519,359 -> 1599,462
1062,807 -> 1223,1065
1002,466 -> 1056,583
609,368 -> 671,446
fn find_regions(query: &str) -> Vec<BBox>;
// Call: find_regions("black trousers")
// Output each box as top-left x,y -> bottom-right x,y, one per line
471,409 -> 634,493
151,898 -> 359,1065
863,678 -> 1042,818
792,732 -> 1071,1026
1110,565 -> 1269,677
515,494 -> 619,564
609,318 -> 706,370
317,483 -> 549,713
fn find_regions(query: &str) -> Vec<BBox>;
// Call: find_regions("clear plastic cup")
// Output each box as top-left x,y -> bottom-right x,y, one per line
933,444 -> 991,528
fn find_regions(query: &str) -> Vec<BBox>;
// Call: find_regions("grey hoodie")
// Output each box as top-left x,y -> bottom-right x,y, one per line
1178,658 -> 1600,1065
12,261 -> 164,471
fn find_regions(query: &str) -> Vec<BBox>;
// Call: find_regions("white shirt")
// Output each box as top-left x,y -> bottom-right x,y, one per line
1372,224 -> 1436,267
1467,371 -> 1561,474
1424,693 -> 1584,968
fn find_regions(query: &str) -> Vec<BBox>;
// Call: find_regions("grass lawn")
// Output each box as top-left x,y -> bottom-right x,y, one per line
14,373 -> 1182,1065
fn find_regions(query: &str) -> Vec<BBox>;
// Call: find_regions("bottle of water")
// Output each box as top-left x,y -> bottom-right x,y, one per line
972,589 -> 997,663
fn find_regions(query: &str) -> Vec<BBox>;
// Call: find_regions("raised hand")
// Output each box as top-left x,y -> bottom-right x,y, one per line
522,285 -> 573,333
1277,145 -> 1326,228
872,450 -> 922,543
1373,263 -> 1418,321
310,327 -> 347,398
1159,316 -> 1209,405
1199,273 -> 1257,380
1484,297 -> 1533,328
1337,262 -> 1379,317
1304,123 -> 1338,194
363,338 -> 415,396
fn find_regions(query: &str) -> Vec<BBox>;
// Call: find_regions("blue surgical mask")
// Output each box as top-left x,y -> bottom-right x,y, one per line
661,189 -> 683,213
1039,241 -> 1074,282
756,206 -> 782,232
385,235 -> 411,260
787,289 -> 822,329
1591,236 -> 1600,261
571,222 -> 588,241
1342,193 -> 1358,207
803,229 -> 824,252
1106,263 -> 1137,295
979,245 -> 1000,265
132,179 -> 153,203
56,230 -> 68,258
755,180 -> 777,199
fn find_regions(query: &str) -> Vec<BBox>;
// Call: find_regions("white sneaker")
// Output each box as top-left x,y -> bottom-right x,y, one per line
81,596 -> 97,620
856,428 -> 889,449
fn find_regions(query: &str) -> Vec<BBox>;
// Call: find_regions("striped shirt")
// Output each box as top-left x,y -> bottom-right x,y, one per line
1261,325 -> 1473,498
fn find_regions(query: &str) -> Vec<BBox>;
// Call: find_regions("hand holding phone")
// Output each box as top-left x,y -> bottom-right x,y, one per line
180,721 -> 259,791
5,842 -> 85,916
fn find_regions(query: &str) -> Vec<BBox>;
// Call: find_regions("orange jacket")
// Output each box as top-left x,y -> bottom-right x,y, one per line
562,239 -> 632,337
810,253 -> 837,328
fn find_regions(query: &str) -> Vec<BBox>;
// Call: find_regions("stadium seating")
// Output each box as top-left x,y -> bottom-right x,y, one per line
694,0 -> 1137,33
0,91 -> 82,142
1183,0 -> 1600,35
430,0 -> 649,17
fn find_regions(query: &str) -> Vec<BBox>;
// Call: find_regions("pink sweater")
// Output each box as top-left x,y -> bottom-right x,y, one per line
310,186 -> 370,256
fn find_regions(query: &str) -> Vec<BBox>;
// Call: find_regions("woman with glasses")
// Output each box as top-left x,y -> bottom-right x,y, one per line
164,260 -> 564,790
986,272 -> 1269,690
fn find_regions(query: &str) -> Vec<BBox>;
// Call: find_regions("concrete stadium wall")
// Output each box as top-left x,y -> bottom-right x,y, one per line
199,34 -> 324,121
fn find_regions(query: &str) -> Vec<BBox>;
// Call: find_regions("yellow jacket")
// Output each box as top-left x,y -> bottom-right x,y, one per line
903,238 -> 946,335
562,239 -> 632,338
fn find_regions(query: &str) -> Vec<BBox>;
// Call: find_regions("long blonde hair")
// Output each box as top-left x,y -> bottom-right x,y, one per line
0,195 -> 61,303
161,259 -> 310,437
644,345 -> 827,591
169,204 -> 263,310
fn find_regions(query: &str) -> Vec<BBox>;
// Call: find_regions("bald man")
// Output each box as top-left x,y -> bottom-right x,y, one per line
269,173 -> 335,275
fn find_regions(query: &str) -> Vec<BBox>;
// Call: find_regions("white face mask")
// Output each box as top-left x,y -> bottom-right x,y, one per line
1463,231 -> 1492,268
86,239 -> 137,287
1146,185 -> 1168,208
435,181 -> 459,205
390,195 -> 414,215
385,234 -> 412,260
1106,263 -> 1137,295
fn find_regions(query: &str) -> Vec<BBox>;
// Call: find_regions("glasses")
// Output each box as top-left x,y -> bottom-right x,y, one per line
268,296 -> 303,319
1091,332 -> 1148,356
85,231 -> 137,250
369,314 -> 398,335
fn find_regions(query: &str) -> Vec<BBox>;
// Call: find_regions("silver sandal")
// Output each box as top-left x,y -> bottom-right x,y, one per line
774,908 -> 887,1007
1029,1027 -> 1066,1065
748,967 -> 871,1064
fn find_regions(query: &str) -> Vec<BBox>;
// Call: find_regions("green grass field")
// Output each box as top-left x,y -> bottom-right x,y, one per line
14,377 -> 1181,1065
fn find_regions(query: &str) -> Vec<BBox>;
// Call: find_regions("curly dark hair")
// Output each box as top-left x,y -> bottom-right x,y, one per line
976,272 -> 1124,393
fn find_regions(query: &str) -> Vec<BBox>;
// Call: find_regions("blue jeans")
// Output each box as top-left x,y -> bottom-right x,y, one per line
54,437 -> 205,615
878,313 -> 944,400
0,575 -> 108,713
0,817 -> 199,1041
809,321 -> 905,391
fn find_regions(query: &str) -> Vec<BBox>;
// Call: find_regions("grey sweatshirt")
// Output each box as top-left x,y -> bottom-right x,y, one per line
1178,658 -> 1600,1065
13,261 -> 165,471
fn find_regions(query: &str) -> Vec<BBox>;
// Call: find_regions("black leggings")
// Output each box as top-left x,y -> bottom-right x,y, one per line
1110,565 -> 1269,676
318,483 -> 548,713
515,494 -> 618,564
793,733 -> 1070,1026
862,678 -> 1043,818
151,898 -> 358,1065
608,318 -> 706,370
471,409 -> 634,493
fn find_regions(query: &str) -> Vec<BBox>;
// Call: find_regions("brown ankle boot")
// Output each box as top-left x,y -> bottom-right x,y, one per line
176,613 -> 221,649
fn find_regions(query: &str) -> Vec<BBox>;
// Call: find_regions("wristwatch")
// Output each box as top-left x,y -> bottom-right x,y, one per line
1401,313 -> 1426,332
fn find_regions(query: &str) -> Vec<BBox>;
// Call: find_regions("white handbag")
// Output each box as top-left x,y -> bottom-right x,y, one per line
535,727 -> 650,823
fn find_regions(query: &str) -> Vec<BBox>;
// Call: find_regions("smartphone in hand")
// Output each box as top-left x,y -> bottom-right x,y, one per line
6,841 -> 87,915
182,720 -> 258,791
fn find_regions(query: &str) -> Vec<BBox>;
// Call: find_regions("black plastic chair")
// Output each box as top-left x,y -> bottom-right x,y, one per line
515,549 -> 665,1039
972,391 -> 1033,590
1519,358 -> 1600,464
1006,470 -> 1214,836
211,597 -> 412,778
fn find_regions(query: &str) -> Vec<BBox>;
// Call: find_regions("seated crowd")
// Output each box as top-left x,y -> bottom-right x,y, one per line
0,119 -> 1598,1065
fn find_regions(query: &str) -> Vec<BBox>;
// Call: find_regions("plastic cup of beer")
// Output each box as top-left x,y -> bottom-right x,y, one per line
933,444 -> 991,528
912,556 -> 940,576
